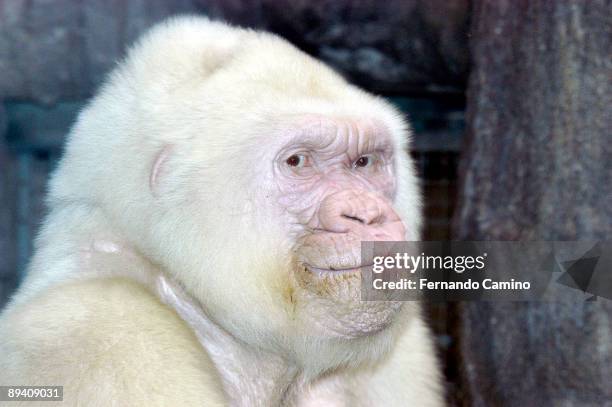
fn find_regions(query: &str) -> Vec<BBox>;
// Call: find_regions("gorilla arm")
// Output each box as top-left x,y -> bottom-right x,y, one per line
0,278 -> 227,407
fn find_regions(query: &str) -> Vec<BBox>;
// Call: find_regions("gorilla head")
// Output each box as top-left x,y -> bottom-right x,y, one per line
47,17 -> 422,372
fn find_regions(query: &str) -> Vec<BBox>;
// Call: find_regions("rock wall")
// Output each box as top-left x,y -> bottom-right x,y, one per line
0,0 -> 469,104
454,1 -> 612,405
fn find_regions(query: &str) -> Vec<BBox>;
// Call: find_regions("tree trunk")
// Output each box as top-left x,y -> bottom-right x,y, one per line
454,1 -> 612,406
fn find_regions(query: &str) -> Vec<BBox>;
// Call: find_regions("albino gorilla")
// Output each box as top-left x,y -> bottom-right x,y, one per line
0,17 -> 443,407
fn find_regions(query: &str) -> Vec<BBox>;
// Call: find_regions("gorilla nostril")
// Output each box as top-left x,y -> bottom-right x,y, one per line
342,214 -> 366,224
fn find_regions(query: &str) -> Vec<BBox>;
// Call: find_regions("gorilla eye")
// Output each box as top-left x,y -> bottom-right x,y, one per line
354,154 -> 375,168
286,154 -> 307,168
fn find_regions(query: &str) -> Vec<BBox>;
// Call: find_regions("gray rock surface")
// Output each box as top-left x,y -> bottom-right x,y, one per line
454,1 -> 612,405
0,0 -> 469,104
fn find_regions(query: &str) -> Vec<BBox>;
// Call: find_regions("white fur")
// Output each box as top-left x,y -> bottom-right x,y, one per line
0,16 -> 442,406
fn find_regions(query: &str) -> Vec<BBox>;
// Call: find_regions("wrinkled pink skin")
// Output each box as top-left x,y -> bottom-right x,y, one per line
274,116 -> 406,272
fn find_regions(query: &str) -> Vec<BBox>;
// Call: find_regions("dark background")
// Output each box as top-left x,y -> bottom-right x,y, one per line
0,1 -> 610,406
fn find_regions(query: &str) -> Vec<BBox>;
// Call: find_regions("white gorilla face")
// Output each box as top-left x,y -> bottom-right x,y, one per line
149,101 -> 418,353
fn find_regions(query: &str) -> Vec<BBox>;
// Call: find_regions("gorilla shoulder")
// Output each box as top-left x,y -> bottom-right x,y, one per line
0,278 -> 226,407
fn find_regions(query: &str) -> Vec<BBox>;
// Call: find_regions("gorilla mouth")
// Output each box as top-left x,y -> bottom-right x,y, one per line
296,231 -> 378,282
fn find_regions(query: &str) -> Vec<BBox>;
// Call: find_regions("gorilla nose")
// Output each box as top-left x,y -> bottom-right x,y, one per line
318,190 -> 406,241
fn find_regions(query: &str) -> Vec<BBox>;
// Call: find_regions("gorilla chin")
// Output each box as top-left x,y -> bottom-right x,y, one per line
293,267 -> 404,340
291,244 -> 405,339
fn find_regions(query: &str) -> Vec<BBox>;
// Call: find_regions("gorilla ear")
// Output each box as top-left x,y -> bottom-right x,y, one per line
149,145 -> 174,196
